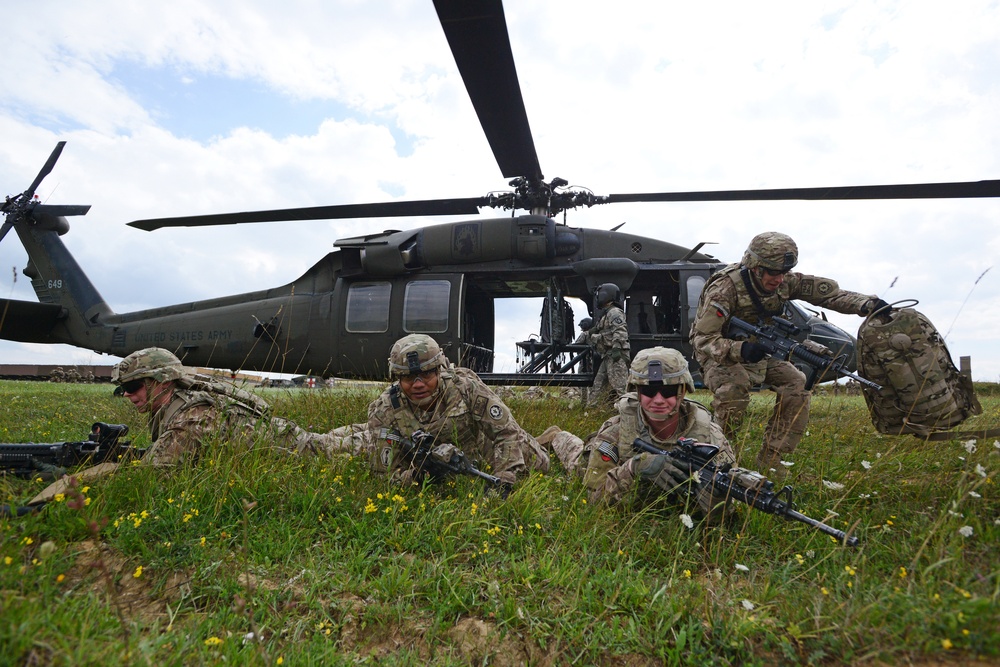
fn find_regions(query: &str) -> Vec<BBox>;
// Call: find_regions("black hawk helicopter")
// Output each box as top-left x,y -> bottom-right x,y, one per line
3,0 -> 999,385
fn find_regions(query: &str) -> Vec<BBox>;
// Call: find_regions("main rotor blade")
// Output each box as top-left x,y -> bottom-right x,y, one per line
434,0 -> 543,182
607,179 -> 1000,204
0,221 -> 12,244
27,141 -> 67,196
32,204 -> 91,218
127,197 -> 487,231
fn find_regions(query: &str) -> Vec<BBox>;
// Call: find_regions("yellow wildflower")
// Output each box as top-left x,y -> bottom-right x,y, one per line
204,636 -> 223,646
133,566 -> 143,578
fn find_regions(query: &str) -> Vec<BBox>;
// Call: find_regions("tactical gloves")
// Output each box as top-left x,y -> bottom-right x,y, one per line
740,341 -> 769,363
633,453 -> 690,494
861,298 -> 891,317
609,348 -> 624,362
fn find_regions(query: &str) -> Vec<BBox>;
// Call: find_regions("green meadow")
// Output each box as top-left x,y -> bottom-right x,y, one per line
1,380 -> 997,665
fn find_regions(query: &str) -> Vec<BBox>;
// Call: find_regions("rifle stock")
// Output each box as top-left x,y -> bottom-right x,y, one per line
633,437 -> 860,546
728,315 -> 881,391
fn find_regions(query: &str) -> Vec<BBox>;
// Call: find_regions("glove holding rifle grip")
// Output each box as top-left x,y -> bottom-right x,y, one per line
740,341 -> 769,363
633,452 -> 691,495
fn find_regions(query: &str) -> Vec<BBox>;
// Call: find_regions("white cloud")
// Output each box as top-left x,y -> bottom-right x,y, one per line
1,0 -> 997,379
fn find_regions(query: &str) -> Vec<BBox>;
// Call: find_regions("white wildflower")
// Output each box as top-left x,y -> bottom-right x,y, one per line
780,460 -> 794,467
823,480 -> 845,490
690,471 -> 701,484
859,493 -> 871,499
561,495 -> 569,502
994,440 -> 999,449
969,491 -> 981,499
741,599 -> 755,611
876,452 -> 882,459
861,460 -> 871,470
958,526 -> 974,538
679,514 -> 694,529
975,464 -> 987,478
806,550 -> 815,559
963,440 -> 978,454
735,563 -> 749,572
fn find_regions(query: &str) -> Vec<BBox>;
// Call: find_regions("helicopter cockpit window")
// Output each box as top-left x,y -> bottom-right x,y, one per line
346,282 -> 391,333
403,280 -> 451,333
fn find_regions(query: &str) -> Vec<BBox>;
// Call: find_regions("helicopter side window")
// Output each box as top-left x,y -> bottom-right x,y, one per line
684,275 -> 706,332
403,280 -> 451,333
345,282 -> 392,333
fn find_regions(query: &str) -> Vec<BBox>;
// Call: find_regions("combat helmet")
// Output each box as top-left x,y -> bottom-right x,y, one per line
628,347 -> 695,392
112,347 -> 185,385
388,334 -> 446,377
741,232 -> 798,273
594,283 -> 623,308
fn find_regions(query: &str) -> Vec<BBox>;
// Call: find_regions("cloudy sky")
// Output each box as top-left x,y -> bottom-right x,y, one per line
1,0 -> 998,380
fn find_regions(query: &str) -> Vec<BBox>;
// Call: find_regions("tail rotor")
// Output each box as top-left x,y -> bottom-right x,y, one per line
1,142 -> 91,244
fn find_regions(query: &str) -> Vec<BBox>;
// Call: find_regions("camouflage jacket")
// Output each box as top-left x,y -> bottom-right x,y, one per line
588,305 -> 629,355
146,375 -> 272,466
691,263 -> 874,367
367,366 -> 546,485
583,395 -> 730,500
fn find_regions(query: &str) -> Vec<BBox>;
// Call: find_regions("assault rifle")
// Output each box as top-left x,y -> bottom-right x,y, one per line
728,315 -> 882,391
633,437 -> 860,546
380,428 -> 505,490
1,422 -> 140,479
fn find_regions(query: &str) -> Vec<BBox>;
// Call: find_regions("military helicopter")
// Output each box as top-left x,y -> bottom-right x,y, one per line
3,0 -> 999,385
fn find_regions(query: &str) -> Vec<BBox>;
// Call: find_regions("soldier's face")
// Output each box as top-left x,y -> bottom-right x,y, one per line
123,379 -> 173,413
639,386 -> 682,421
757,267 -> 786,293
399,369 -> 440,403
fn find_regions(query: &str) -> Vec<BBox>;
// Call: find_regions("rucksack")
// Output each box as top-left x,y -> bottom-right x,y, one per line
856,302 -> 984,438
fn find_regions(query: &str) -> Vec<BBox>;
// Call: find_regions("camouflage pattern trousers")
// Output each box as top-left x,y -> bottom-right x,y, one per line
588,356 -> 628,406
702,358 -> 810,458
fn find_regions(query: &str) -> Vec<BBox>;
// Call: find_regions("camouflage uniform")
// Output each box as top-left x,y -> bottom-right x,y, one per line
368,364 -> 549,486
356,334 -> 549,488
30,348 -> 307,504
543,348 -> 733,508
587,284 -> 630,406
690,232 -> 878,472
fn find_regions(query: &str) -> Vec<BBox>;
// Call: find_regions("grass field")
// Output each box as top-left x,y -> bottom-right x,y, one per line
0,380 -> 997,666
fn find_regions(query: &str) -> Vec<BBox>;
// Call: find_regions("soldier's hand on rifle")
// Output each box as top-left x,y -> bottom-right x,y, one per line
633,453 -> 690,494
430,443 -> 461,467
740,341 -> 769,363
